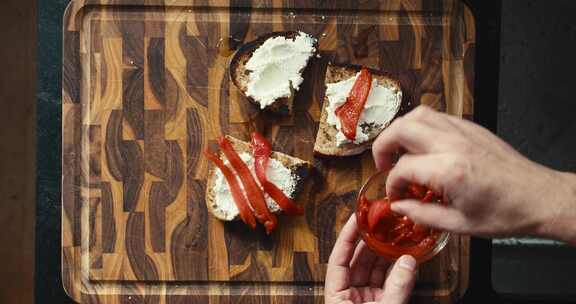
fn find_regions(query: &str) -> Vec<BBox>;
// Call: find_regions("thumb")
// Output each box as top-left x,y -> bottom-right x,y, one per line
380,255 -> 417,304
391,199 -> 464,232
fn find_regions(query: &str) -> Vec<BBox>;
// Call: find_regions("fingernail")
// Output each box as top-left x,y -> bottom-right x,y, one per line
390,200 -> 417,213
398,255 -> 417,272
390,202 -> 405,213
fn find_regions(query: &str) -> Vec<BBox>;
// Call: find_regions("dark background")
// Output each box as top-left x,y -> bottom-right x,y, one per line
1,0 -> 576,303
498,0 -> 576,172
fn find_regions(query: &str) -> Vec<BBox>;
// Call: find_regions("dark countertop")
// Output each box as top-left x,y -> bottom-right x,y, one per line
36,0 -> 69,302
35,0 -> 575,303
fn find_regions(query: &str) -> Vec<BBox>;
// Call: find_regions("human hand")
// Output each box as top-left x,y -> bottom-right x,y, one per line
325,215 -> 417,304
372,105 -> 576,242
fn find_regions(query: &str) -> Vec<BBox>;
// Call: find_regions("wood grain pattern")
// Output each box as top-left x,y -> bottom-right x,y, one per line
62,0 -> 476,302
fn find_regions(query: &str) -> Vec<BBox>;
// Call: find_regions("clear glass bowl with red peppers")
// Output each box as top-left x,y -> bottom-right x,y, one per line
355,170 -> 451,263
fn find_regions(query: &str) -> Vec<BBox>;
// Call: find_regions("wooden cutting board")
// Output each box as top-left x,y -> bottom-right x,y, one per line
62,0 -> 475,302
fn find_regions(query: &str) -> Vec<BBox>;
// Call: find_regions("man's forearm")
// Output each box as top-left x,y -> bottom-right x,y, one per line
535,172 -> 576,245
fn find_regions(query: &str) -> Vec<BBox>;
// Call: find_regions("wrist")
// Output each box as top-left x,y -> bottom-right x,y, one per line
534,171 -> 576,245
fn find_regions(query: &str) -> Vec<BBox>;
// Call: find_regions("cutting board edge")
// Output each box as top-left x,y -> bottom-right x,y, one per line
61,0 -> 476,302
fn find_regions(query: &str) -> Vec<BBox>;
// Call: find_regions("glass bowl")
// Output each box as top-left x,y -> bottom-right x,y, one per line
355,170 -> 451,263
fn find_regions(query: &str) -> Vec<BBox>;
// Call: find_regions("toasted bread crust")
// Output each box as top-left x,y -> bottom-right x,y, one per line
205,136 -> 312,221
313,64 -> 402,157
229,31 -> 316,115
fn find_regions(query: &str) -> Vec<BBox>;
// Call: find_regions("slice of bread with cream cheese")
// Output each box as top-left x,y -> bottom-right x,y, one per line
206,136 -> 311,221
314,64 -> 403,157
230,31 -> 317,115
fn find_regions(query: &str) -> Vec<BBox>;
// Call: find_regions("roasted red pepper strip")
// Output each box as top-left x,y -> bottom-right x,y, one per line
219,137 -> 277,234
251,132 -> 304,215
367,199 -> 391,232
335,67 -> 373,140
422,190 -> 436,202
407,184 -> 427,199
204,150 -> 256,229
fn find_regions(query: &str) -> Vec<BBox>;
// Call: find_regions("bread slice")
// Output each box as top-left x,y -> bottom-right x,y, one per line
313,64 -> 402,157
206,135 -> 312,221
229,31 -> 317,115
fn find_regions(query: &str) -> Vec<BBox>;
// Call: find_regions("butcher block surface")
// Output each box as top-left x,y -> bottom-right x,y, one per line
61,0 -> 475,302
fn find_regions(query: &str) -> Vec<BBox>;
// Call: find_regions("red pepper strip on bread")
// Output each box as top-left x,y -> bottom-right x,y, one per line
251,132 -> 304,215
335,67 -> 373,140
204,150 -> 257,229
218,136 -> 277,234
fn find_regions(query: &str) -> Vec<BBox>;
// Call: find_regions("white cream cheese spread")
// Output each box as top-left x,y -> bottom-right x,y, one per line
325,72 -> 402,146
212,153 -> 298,220
245,32 -> 316,109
